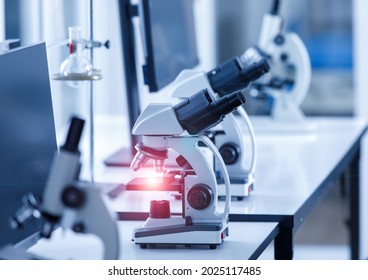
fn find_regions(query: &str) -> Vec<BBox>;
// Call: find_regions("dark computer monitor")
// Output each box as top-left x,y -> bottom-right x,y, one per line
0,43 -> 57,247
105,0 -> 199,166
140,0 -> 199,92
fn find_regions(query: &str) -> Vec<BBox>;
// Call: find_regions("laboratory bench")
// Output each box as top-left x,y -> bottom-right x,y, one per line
66,116 -> 367,259
231,117 -> 366,259
27,221 -> 279,260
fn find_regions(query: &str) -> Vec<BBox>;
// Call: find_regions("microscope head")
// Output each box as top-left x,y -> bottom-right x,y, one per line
130,104 -> 184,172
174,88 -> 246,134
130,88 -> 247,172
207,47 -> 270,96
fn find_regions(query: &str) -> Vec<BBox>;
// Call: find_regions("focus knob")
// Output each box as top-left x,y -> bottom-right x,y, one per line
219,143 -> 240,165
187,184 -> 213,210
61,186 -> 85,209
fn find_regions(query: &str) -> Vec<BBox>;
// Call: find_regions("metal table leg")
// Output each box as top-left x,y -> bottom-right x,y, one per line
274,225 -> 293,260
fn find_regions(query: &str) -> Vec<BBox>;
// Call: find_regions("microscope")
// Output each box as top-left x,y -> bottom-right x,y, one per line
7,117 -> 120,260
250,0 -> 312,129
128,88 -> 247,249
170,47 -> 269,199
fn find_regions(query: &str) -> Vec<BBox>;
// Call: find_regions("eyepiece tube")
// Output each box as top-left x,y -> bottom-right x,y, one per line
174,88 -> 246,135
211,90 -> 246,117
207,47 -> 270,96
270,0 -> 282,15
61,117 -> 85,153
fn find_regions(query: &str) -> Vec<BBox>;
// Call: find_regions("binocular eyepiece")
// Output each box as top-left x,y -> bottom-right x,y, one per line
174,88 -> 246,135
207,47 -> 270,96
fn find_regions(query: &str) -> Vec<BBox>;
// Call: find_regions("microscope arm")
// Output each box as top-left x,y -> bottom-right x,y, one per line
237,107 -> 257,175
197,135 -> 230,219
61,182 -> 120,260
260,33 -> 311,121
167,135 -> 231,220
277,32 -> 311,105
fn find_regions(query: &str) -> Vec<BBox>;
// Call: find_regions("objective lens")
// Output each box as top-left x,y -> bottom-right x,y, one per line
154,159 -> 165,173
130,150 -> 149,171
130,144 -> 168,171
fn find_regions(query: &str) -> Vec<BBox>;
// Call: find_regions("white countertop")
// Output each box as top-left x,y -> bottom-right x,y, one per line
28,221 -> 278,260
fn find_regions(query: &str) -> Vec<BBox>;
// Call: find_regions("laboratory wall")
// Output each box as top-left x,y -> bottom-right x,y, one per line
137,0 -> 217,109
353,0 -> 368,260
216,0 -> 308,63
3,0 -> 217,140
0,0 -> 4,40
5,0 -> 93,131
216,0 -> 353,117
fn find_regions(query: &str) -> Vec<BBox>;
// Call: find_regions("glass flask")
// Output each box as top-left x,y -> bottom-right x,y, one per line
59,27 -> 93,88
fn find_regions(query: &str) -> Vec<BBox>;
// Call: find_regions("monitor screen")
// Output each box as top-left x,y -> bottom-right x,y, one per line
140,0 -> 199,92
0,43 -> 57,247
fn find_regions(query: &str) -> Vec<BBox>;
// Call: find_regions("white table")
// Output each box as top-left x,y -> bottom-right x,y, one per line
84,116 -> 367,259
26,221 -> 278,260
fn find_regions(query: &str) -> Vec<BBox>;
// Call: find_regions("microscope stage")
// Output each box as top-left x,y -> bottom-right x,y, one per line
125,177 -> 183,192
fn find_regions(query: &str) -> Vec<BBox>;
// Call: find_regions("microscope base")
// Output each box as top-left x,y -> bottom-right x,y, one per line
217,176 -> 254,199
133,218 -> 228,249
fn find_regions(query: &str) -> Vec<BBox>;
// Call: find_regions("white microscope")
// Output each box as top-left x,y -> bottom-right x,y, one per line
250,0 -> 312,131
6,117 -> 120,260
170,47 -> 269,199
127,89 -> 247,249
